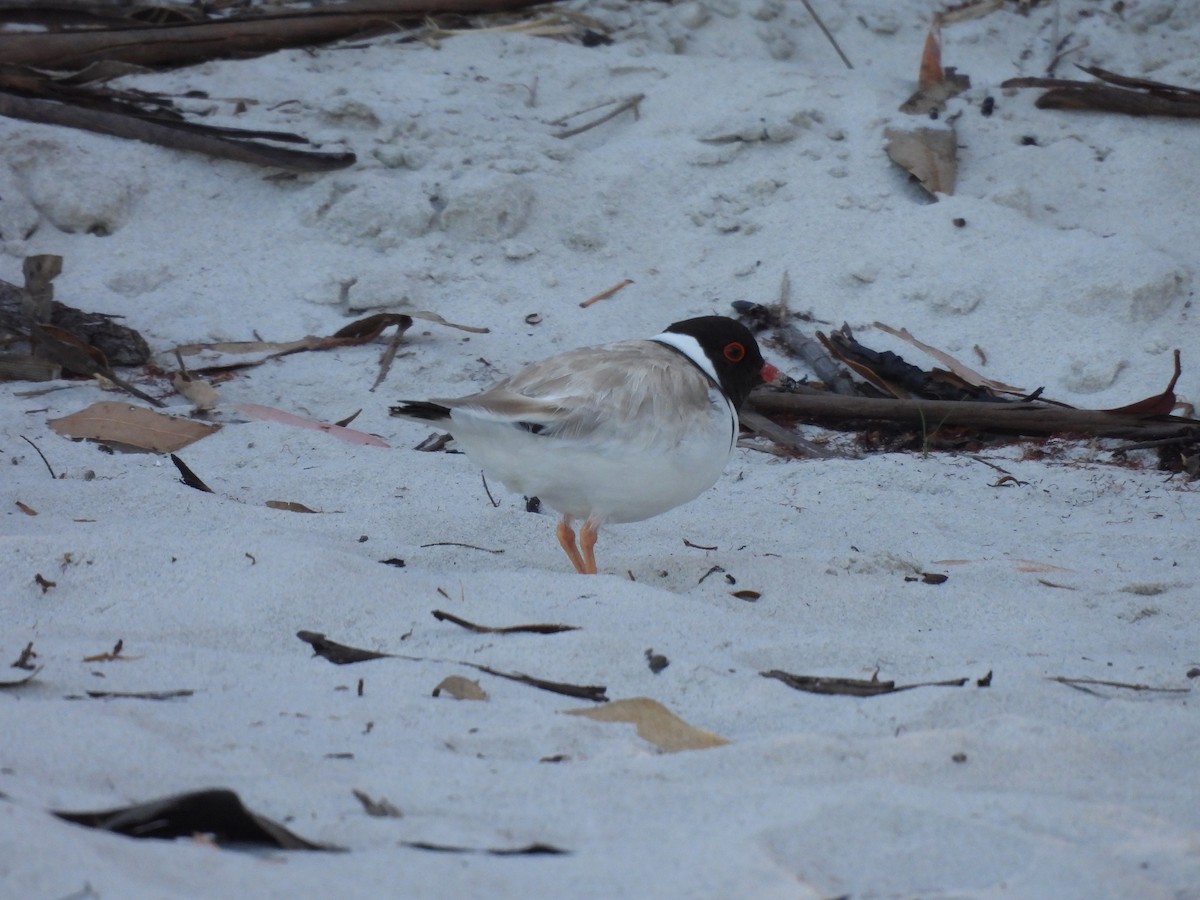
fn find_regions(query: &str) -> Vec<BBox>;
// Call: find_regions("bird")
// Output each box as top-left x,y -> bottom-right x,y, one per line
390,315 -> 778,574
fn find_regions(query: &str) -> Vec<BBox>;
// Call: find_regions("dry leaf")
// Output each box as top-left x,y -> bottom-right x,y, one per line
49,401 -> 221,452
265,500 -> 319,513
918,17 -> 944,89
235,403 -> 389,448
900,16 -> 970,114
564,697 -> 728,752
432,675 -> 488,701
172,372 -> 219,411
1104,349 -> 1182,416
884,126 -> 957,196
1013,558 -> 1073,573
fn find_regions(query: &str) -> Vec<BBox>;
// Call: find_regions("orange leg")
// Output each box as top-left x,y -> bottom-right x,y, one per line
556,516 -> 588,574
579,516 -> 601,575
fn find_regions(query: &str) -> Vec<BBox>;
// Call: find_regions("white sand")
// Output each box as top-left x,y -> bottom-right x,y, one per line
3,1 -> 1199,896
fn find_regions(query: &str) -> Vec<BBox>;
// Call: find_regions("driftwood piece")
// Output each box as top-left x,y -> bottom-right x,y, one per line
1003,66 -> 1200,118
0,0 -> 550,69
748,390 -> 1200,441
0,90 -> 357,172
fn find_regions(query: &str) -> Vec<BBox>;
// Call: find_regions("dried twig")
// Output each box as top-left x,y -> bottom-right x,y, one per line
420,541 -> 504,554
431,609 -> 579,634
466,663 -> 608,701
799,0 -> 852,69
1048,675 -> 1189,695
82,689 -> 194,700
579,278 -> 633,309
554,94 -> 644,139
20,435 -> 57,479
297,630 -> 607,701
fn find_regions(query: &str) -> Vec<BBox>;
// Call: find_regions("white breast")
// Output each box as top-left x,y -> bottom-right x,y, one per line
447,384 -> 737,524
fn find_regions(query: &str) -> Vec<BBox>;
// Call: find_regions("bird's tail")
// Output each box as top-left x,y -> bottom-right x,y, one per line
389,401 -> 452,422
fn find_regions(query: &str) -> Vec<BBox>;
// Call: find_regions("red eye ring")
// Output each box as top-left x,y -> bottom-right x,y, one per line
723,341 -> 746,363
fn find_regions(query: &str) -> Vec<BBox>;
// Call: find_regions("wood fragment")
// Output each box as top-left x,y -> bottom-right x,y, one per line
0,353 -> 62,381
0,0 -> 549,69
748,390 -> 1200,441
431,609 -> 579,634
0,90 -> 355,171
5,267 -> 162,405
82,639 -> 134,662
1002,67 -> 1200,118
578,278 -> 633,309
739,408 -> 841,459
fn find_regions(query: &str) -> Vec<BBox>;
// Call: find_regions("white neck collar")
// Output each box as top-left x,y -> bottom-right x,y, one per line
650,331 -> 719,386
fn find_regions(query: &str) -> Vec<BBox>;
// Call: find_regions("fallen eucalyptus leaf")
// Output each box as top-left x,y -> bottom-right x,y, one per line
235,403 -> 389,448
432,675 -> 488,701
49,401 -> 221,453
564,697 -> 728,752
884,126 -> 957,196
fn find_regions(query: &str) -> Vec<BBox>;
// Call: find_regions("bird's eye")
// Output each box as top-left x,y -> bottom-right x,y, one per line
723,342 -> 746,363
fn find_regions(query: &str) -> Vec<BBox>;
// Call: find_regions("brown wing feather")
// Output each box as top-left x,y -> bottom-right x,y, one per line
437,340 -> 719,446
